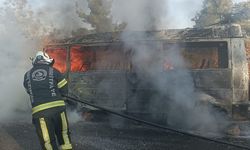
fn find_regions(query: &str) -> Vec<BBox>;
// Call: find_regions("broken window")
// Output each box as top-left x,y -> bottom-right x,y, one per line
46,47 -> 67,73
164,42 -> 228,69
70,45 -> 130,72
70,45 -> 94,72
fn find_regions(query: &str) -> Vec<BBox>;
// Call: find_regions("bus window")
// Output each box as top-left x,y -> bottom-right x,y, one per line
164,42 -> 228,69
70,45 -> 130,72
46,47 -> 67,73
183,47 -> 219,69
70,46 -> 95,72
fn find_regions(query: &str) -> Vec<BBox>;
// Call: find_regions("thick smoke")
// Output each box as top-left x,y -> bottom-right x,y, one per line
117,0 -> 228,135
26,0 -> 89,39
112,0 -> 168,30
0,0 -> 88,122
121,36 -> 228,135
0,0 -> 37,122
0,0 -> 228,134
111,0 -> 203,30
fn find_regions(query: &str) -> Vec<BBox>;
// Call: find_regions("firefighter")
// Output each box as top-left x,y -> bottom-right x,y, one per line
23,51 -> 73,150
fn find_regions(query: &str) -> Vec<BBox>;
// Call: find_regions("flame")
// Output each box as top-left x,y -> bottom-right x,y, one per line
70,45 -> 94,72
46,47 -> 67,73
45,45 -> 131,73
45,45 -> 94,73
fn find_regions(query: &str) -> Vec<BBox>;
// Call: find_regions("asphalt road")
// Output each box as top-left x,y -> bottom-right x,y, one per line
0,112 -> 250,150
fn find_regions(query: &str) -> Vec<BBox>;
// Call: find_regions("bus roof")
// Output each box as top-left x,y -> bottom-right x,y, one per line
47,24 -> 243,46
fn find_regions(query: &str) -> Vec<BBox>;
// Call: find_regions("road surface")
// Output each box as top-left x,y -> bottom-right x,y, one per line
0,112 -> 249,150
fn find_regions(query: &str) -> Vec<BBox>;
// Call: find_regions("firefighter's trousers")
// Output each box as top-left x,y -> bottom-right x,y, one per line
33,110 -> 73,150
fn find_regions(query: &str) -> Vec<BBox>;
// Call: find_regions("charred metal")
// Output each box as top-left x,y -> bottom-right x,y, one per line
44,24 -> 250,122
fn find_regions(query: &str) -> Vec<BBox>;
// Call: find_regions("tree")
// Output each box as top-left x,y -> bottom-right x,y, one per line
232,1 -> 250,35
193,0 -> 250,35
76,0 -> 126,34
192,0 -> 233,28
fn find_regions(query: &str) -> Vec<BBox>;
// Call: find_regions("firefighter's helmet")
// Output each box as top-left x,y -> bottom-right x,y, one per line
32,51 -> 54,65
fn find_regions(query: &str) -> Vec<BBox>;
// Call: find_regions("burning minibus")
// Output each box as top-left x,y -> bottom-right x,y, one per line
44,24 -> 250,122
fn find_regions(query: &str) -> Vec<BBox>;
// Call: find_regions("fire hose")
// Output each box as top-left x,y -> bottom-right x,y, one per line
64,95 -> 250,150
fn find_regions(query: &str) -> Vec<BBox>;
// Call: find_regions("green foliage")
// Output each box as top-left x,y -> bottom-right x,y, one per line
192,0 -> 233,28
193,0 -> 250,35
232,2 -> 250,35
76,0 -> 126,34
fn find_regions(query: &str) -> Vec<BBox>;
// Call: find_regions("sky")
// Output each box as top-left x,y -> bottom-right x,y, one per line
233,0 -> 248,2
0,0 -> 247,29
163,0 -> 248,28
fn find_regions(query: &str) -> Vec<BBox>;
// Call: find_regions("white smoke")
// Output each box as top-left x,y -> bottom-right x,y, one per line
117,0 -> 228,135
67,110 -> 83,124
112,0 -> 168,30
26,0 -> 88,39
0,0 -> 228,133
0,1 -> 37,122
111,0 -> 203,30
121,35 -> 228,135
0,0 -> 88,122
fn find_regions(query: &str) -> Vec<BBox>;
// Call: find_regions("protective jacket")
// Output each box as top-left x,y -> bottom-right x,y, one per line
23,64 -> 68,116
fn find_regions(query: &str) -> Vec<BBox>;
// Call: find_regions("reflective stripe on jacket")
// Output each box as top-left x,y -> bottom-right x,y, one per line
23,64 -> 68,115
32,100 -> 65,114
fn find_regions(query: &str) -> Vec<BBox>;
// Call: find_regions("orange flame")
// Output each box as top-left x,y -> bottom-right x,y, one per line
45,46 -> 95,73
70,46 -> 94,72
46,47 -> 67,73
70,46 -> 86,72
